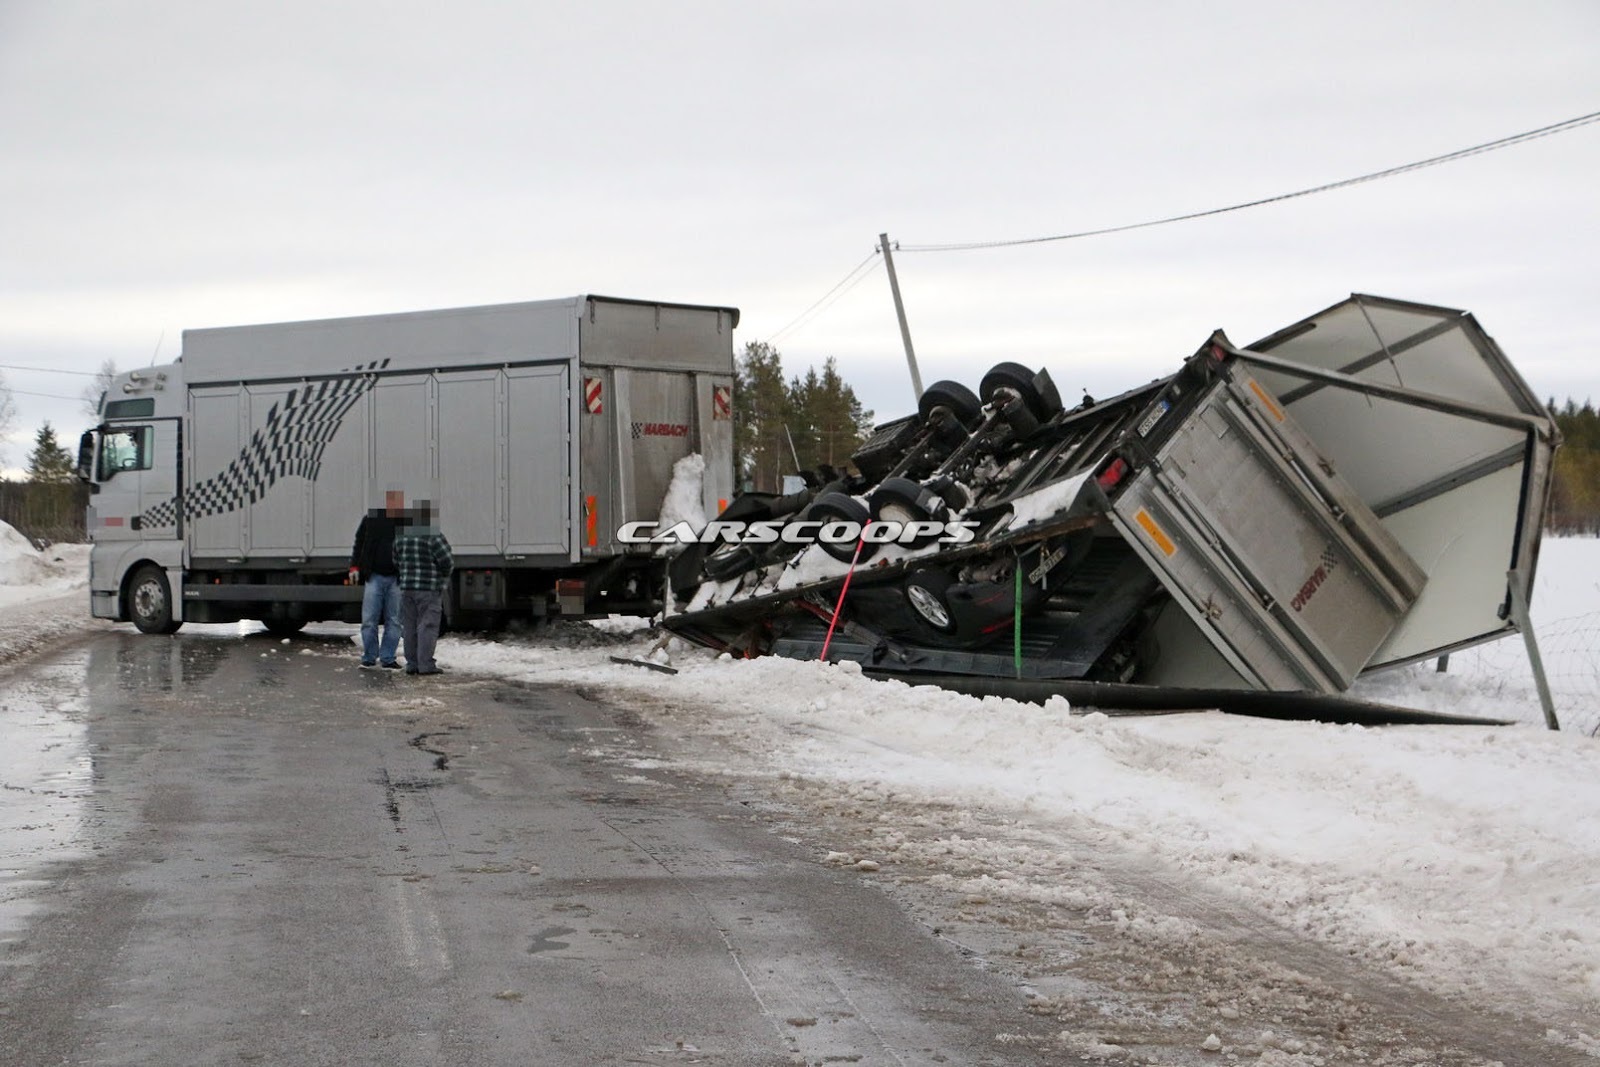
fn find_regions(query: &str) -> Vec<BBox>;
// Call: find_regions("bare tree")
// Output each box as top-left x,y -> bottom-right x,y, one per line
80,358 -> 119,419
0,370 -> 16,470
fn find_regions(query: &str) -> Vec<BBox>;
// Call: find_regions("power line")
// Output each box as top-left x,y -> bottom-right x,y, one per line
7,388 -> 82,401
0,362 -> 100,377
768,251 -> 883,343
900,108 -> 1600,253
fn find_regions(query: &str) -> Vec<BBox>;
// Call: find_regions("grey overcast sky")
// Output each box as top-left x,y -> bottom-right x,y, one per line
2,1 -> 1598,474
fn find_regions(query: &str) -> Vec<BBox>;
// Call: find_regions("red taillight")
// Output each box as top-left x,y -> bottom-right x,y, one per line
1096,458 -> 1129,491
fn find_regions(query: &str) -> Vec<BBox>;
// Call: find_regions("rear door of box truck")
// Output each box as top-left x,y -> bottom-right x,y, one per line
1103,355 -> 1427,693
577,297 -> 737,558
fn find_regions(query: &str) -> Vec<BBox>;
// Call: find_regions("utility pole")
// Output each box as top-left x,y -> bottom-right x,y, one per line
879,233 -> 924,401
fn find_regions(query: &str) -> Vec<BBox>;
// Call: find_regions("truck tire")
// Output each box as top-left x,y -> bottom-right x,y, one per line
261,618 -> 306,636
129,565 -> 182,635
702,541 -> 760,582
869,477 -> 949,547
809,492 -> 878,564
918,380 -> 982,428
980,362 -> 1063,420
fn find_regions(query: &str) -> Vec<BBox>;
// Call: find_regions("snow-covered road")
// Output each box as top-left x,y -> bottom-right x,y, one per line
4,527 -> 1599,1061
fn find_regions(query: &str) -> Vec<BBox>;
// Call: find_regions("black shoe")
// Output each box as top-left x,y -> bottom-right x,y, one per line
379,661 -> 402,669
359,660 -> 377,669
418,667 -> 445,675
404,667 -> 419,675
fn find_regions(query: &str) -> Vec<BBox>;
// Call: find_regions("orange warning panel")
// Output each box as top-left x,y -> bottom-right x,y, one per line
1134,508 -> 1178,557
585,495 -> 599,547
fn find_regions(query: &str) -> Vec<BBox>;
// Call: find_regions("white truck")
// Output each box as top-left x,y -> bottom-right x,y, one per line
78,295 -> 738,634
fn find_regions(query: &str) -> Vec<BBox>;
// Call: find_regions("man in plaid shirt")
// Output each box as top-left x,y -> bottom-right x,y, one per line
394,500 -> 454,675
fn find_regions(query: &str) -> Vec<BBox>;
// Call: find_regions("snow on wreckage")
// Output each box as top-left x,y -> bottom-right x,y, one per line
662,295 -> 1561,723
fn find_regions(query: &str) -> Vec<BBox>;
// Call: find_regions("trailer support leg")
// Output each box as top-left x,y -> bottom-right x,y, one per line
1507,569 -> 1560,731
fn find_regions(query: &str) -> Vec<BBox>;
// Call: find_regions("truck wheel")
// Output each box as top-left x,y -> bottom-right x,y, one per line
809,492 -> 879,564
703,541 -> 760,582
869,477 -> 949,547
918,380 -> 982,428
903,569 -> 958,634
980,362 -> 1063,420
261,618 -> 306,636
129,565 -> 182,635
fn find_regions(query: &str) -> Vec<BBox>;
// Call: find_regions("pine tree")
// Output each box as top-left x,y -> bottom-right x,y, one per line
1549,398 -> 1600,534
27,422 -> 76,484
785,357 -> 873,471
734,344 -> 877,492
733,341 -> 792,492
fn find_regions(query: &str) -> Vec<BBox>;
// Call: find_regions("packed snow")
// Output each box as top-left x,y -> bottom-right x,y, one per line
0,523 -> 96,663
4,520 -> 1599,1054
0,522 -> 90,609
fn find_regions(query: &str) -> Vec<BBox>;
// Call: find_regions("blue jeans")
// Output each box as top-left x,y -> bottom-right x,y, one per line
361,573 -> 402,664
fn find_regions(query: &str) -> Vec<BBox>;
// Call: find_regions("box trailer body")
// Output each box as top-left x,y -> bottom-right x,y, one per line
81,295 -> 738,633
662,295 -> 1559,698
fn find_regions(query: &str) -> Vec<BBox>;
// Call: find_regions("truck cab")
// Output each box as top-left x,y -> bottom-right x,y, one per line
79,366 -> 185,631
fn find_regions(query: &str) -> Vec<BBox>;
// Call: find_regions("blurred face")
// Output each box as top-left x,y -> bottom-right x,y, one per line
385,491 -> 405,517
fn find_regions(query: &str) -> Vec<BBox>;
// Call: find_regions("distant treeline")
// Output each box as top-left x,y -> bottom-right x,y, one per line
1549,399 -> 1600,536
0,480 -> 89,545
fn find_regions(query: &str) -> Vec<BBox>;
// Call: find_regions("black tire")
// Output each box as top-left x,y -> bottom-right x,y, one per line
809,491 -> 879,564
261,618 -> 306,637
869,477 -> 950,547
980,362 -> 1063,420
903,568 -> 958,634
128,564 -> 182,635
918,380 -> 983,428
702,540 -> 761,582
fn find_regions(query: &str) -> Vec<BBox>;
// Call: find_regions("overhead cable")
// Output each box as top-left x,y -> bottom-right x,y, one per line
768,251 -> 883,343
899,109 -> 1600,253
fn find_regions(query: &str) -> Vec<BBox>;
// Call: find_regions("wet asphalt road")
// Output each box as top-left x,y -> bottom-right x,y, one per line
0,629 -> 1062,1067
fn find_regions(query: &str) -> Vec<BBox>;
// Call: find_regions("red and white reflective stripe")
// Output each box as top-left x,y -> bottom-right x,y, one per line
712,384 -> 732,420
583,377 -> 603,415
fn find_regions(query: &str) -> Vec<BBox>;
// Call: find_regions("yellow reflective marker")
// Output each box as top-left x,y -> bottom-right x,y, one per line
1247,378 -> 1286,422
1135,508 -> 1177,556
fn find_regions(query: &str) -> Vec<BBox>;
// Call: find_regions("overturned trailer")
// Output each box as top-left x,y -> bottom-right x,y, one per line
662,295 -> 1559,708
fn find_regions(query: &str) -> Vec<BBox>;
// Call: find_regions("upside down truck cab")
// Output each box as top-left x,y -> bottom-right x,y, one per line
80,295 -> 738,635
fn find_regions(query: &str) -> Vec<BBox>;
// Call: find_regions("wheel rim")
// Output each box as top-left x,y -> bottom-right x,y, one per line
907,584 -> 952,629
134,578 -> 165,621
877,502 -> 919,526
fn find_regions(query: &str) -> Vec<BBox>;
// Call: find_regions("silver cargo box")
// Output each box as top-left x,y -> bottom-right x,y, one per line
179,295 -> 737,567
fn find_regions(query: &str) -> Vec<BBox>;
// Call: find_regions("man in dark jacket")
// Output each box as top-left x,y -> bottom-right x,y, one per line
349,489 -> 406,668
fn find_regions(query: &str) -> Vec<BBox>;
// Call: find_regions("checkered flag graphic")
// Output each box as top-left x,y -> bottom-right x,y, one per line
139,359 -> 388,528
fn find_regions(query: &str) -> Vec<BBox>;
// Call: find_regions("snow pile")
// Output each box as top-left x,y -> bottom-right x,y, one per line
0,521 -> 89,609
655,452 -> 708,534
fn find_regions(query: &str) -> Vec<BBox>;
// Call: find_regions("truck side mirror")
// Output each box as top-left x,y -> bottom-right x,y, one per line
76,430 -> 96,484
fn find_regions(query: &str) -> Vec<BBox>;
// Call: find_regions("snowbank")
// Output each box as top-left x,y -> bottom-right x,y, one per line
0,521 -> 90,611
